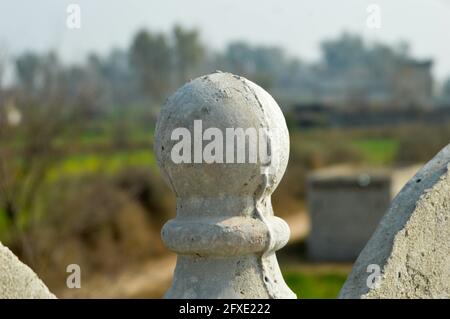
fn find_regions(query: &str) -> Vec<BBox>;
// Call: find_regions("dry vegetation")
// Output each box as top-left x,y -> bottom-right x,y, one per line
1,97 -> 449,296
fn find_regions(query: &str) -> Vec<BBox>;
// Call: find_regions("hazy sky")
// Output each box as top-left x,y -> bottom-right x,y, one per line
1,0 -> 449,81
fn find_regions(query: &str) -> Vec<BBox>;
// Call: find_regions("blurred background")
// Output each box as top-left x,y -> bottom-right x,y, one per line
1,0 -> 450,298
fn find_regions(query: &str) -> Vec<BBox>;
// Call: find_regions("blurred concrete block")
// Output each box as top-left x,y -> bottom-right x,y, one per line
307,165 -> 420,262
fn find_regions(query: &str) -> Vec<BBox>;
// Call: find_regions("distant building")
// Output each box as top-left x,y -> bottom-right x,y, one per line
276,58 -> 434,110
307,165 -> 420,261
392,59 -> 433,108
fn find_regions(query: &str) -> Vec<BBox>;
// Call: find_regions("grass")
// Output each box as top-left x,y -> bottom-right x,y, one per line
46,149 -> 156,181
283,270 -> 348,299
0,148 -> 157,242
352,138 -> 399,166
0,208 -> 8,241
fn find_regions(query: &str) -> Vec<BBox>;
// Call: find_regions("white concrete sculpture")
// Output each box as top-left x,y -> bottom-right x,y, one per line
155,72 -> 296,298
0,242 -> 55,299
340,144 -> 450,298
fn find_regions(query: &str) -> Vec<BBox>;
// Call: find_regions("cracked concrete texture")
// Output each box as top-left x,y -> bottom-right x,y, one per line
340,144 -> 450,298
0,242 -> 56,299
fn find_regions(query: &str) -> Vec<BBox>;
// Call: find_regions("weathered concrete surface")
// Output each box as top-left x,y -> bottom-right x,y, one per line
0,242 -> 56,299
340,144 -> 450,298
155,72 -> 296,298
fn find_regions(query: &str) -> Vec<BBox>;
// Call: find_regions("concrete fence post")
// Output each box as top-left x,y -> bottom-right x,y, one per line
0,242 -> 55,299
340,144 -> 450,298
155,72 -> 296,298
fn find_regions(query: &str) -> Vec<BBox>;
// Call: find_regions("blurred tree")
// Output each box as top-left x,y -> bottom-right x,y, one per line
61,63 -> 102,118
15,52 -> 63,97
321,33 -> 366,73
443,77 -> 450,98
222,42 -> 255,74
0,51 -> 91,264
15,52 -> 42,93
221,42 -> 286,90
0,47 -> 6,89
318,33 -> 416,108
129,30 -> 171,101
0,95 -> 71,262
173,25 -> 205,85
102,49 -> 137,105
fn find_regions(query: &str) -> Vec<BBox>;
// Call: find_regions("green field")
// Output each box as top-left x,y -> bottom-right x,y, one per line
284,270 -> 348,299
0,208 -> 7,240
352,138 -> 398,165
46,149 -> 156,181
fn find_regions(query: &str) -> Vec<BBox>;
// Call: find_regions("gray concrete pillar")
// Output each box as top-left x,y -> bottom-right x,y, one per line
155,72 -> 296,299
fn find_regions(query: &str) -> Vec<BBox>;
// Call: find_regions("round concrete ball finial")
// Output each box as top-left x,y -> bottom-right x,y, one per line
155,72 -> 289,198
155,72 -> 296,299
